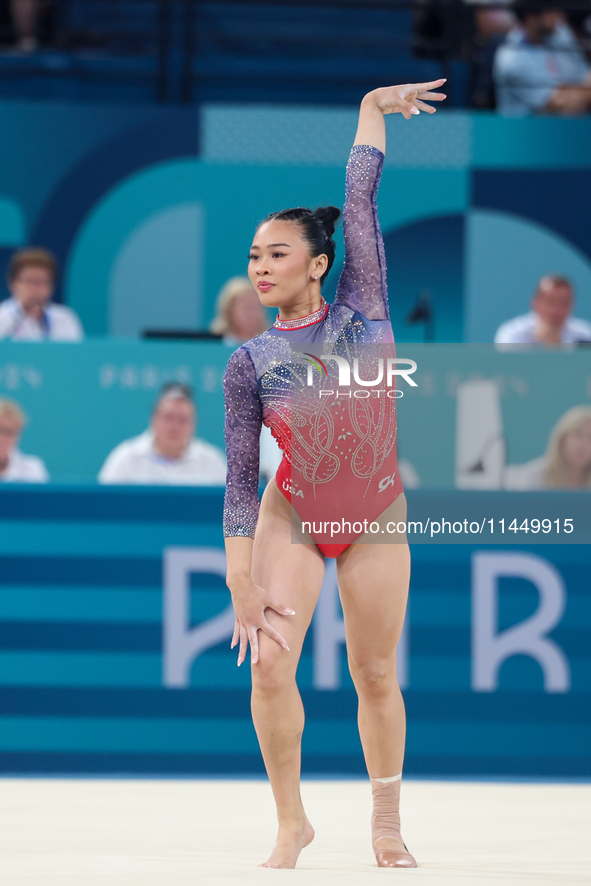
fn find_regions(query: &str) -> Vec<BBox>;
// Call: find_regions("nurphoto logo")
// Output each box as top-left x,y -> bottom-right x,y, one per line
303,353 -> 417,399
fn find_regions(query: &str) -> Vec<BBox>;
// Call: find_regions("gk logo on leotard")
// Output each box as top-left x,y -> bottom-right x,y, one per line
378,471 -> 397,492
283,479 -> 304,498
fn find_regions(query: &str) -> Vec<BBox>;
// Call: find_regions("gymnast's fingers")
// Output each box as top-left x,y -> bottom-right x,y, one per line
237,624 -> 248,667
249,627 -> 260,665
260,619 -> 290,653
230,619 -> 240,649
414,99 -> 437,114
266,594 -> 296,617
416,91 -> 447,102
395,98 -> 415,120
414,78 -> 447,93
398,97 -> 416,120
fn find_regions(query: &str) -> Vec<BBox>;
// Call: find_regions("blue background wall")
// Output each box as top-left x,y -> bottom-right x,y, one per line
0,489 -> 591,776
0,486 -> 588,777
1,103 -> 591,341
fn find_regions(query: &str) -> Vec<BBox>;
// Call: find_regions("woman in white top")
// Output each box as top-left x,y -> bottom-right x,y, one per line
0,399 -> 49,483
504,405 -> 591,490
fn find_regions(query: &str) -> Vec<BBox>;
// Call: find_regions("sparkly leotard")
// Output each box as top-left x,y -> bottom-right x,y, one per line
222,144 -> 402,557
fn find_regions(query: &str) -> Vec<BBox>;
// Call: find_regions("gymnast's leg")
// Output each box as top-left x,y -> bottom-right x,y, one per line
249,480 -> 325,868
336,501 -> 415,866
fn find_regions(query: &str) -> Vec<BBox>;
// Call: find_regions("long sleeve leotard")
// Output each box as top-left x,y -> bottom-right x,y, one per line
222,144 -> 402,547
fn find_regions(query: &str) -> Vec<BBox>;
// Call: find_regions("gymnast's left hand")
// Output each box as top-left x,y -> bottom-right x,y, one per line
366,80 -> 447,120
229,577 -> 295,667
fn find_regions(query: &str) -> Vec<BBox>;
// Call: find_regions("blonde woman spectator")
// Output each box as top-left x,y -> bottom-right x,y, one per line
0,248 -> 84,341
0,398 -> 48,482
504,405 -> 591,490
210,276 -> 269,346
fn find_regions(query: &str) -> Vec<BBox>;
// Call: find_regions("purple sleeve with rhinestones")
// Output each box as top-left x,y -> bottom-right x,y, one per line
334,144 -> 389,321
222,346 -> 263,538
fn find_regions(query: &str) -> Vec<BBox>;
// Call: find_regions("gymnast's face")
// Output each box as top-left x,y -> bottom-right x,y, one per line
248,219 -> 327,310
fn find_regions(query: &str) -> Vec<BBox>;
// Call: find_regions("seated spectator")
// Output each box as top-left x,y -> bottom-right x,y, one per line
494,2 -> 591,116
467,0 -> 516,109
210,276 -> 269,346
98,383 -> 226,485
0,398 -> 48,482
0,248 -> 84,341
494,275 -> 591,345
504,405 -> 591,489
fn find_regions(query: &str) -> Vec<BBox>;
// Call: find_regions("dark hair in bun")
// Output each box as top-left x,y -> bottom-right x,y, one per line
259,205 -> 341,286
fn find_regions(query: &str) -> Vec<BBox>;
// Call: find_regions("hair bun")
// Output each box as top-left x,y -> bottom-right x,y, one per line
313,206 -> 341,239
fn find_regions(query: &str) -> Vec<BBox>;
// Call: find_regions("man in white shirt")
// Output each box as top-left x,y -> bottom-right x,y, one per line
99,383 -> 227,485
494,275 -> 591,345
0,399 -> 49,483
494,3 -> 591,116
0,248 -> 84,341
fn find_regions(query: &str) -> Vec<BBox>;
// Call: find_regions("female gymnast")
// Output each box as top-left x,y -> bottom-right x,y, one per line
222,80 -> 446,870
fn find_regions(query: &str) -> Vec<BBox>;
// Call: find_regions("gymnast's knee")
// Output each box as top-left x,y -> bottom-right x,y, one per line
251,640 -> 296,696
349,656 -> 398,699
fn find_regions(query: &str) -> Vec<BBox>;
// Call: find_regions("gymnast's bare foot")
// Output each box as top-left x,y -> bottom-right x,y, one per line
259,818 -> 315,869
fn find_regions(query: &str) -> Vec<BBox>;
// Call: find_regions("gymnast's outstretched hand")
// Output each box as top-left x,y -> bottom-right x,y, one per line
353,80 -> 447,152
373,80 -> 447,118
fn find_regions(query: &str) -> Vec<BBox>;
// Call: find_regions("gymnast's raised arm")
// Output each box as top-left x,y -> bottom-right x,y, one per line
335,81 -> 446,321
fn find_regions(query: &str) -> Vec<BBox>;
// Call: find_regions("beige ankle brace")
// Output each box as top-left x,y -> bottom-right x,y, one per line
370,776 -> 402,849
369,775 -> 417,868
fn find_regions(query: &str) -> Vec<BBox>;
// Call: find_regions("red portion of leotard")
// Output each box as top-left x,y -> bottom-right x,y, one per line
272,342 -> 404,555
276,456 -> 352,558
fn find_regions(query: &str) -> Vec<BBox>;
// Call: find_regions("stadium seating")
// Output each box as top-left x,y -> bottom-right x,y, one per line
0,1 -> 456,106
